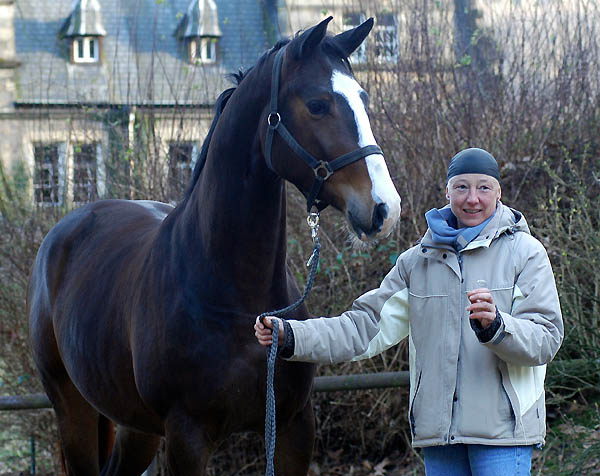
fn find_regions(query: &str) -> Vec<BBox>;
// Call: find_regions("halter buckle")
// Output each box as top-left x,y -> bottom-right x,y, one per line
267,112 -> 281,129
307,211 -> 320,230
314,161 -> 333,181
306,211 -> 320,260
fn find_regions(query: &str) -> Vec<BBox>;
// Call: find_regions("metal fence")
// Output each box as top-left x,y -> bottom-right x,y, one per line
0,371 -> 409,474
0,435 -> 37,475
0,371 -> 409,412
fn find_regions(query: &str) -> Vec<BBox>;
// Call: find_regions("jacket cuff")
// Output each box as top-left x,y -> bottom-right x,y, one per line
278,320 -> 295,359
470,307 -> 503,343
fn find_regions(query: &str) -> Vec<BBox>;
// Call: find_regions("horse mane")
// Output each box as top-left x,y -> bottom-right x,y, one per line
182,86 -> 236,200
181,39 -> 291,202
181,35 -> 351,202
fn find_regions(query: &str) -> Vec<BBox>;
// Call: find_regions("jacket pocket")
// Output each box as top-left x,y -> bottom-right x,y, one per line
408,368 -> 423,438
408,291 -> 449,367
489,284 -> 514,314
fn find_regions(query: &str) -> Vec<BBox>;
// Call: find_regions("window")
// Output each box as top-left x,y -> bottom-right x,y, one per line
374,13 -> 398,63
73,144 -> 98,203
343,12 -> 367,63
73,37 -> 99,63
189,38 -> 217,64
343,11 -> 398,64
34,144 -> 61,204
168,143 -> 196,199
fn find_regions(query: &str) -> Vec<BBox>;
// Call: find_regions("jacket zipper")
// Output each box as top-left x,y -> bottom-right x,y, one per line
447,250 -> 464,444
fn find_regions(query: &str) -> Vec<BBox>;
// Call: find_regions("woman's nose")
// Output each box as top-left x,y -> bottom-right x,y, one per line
466,189 -> 479,203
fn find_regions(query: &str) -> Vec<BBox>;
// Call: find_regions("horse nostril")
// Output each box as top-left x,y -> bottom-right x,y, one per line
372,202 -> 389,232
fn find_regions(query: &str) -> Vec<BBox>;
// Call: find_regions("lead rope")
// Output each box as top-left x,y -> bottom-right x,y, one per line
258,212 -> 321,476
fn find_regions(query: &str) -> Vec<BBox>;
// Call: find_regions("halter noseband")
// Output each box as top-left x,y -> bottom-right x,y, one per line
264,46 -> 383,212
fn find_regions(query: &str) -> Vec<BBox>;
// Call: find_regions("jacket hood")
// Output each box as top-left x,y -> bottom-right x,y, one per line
487,201 -> 530,237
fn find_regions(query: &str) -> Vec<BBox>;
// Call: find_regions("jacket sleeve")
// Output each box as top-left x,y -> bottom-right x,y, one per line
285,255 -> 411,364
484,233 -> 564,366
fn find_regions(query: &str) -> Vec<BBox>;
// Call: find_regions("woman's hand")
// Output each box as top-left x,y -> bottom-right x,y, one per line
466,288 -> 497,329
254,316 -> 285,346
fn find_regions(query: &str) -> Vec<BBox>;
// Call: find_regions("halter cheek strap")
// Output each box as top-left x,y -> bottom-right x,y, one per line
265,46 -> 383,212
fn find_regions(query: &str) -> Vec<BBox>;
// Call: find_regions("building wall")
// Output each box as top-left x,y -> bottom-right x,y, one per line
0,106 -> 213,204
0,0 -> 17,114
0,0 -> 248,205
1,0 -> 594,205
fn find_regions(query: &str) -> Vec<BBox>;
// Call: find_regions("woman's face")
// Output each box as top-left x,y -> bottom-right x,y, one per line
446,174 -> 501,227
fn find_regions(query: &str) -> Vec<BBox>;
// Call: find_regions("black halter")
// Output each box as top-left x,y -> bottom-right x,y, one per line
264,46 -> 383,212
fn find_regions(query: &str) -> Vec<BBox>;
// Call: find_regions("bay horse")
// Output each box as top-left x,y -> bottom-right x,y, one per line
28,17 -> 401,475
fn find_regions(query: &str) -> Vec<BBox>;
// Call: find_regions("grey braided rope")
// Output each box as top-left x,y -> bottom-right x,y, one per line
258,237 -> 321,476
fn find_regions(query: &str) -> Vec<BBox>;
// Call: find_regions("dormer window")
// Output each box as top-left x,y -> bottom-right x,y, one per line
176,0 -> 222,65
189,37 -> 217,64
73,37 -> 100,63
59,0 -> 106,64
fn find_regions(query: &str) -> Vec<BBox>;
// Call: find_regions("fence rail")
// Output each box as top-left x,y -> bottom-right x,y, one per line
0,371 -> 409,411
313,370 -> 409,392
0,393 -> 51,411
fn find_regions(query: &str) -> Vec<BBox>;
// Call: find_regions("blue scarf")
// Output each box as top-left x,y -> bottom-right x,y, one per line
425,207 -> 495,251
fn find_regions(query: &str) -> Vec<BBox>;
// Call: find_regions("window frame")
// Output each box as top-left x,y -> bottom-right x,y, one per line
343,11 -> 399,64
72,143 -> 100,204
33,143 -> 65,206
374,13 -> 399,63
72,36 -> 100,64
189,37 -> 218,64
167,142 -> 198,200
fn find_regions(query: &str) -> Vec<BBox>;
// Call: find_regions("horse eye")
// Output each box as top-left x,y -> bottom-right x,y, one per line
306,100 -> 329,116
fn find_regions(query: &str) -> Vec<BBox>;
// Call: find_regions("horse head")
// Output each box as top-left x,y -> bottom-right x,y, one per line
262,16 -> 401,241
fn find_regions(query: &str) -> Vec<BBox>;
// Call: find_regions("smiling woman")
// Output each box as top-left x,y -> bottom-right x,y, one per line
446,174 -> 501,227
445,148 -> 502,228
256,146 -> 563,476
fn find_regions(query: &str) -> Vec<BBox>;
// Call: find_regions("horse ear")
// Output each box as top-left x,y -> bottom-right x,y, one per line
332,17 -> 374,57
290,16 -> 333,59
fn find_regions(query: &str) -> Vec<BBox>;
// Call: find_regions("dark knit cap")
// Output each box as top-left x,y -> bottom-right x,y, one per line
447,148 -> 501,182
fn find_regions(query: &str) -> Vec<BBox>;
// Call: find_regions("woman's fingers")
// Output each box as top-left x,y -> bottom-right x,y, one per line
467,288 -> 493,304
254,316 -> 284,346
254,317 -> 273,346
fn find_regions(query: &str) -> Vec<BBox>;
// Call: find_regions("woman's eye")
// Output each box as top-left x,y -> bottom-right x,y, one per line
307,101 -> 329,115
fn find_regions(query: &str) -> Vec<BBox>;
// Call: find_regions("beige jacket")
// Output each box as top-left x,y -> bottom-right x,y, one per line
287,203 -> 563,447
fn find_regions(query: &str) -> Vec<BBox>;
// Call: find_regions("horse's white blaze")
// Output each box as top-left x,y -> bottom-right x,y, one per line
331,71 -> 401,231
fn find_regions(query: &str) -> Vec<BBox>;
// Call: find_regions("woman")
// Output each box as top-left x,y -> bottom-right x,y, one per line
255,147 -> 563,476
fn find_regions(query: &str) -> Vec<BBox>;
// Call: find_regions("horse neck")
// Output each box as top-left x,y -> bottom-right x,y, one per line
171,73 -> 291,304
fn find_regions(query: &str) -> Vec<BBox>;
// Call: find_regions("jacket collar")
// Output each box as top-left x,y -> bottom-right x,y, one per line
421,202 -> 530,251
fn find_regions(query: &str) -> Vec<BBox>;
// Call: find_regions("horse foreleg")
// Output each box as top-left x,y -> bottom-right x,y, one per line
274,402 -> 316,476
164,413 -> 216,476
49,382 -> 104,476
100,426 -> 160,476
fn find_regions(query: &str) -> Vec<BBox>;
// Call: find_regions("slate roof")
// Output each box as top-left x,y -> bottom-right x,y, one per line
13,0 -> 271,106
176,0 -> 222,39
59,0 -> 107,38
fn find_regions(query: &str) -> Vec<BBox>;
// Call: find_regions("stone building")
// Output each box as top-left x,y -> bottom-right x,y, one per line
0,0 -> 556,206
0,0 -> 277,205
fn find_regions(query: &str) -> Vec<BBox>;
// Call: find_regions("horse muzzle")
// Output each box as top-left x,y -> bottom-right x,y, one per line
347,196 -> 401,242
